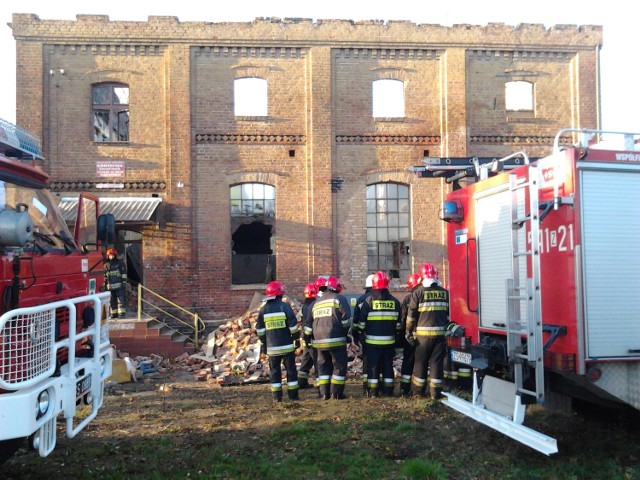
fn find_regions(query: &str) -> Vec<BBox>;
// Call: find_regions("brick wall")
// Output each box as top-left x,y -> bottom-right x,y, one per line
11,14 -> 602,318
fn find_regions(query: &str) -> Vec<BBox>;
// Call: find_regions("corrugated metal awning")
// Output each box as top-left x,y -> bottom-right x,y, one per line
59,197 -> 162,223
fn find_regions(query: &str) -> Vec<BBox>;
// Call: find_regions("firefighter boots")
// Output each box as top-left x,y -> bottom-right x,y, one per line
288,389 -> 300,401
272,391 -> 283,403
430,386 -> 443,400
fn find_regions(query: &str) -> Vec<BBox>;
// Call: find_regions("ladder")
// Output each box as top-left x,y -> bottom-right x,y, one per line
507,166 -> 544,402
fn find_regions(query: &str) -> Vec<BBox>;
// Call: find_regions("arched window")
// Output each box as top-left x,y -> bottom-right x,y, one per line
230,183 -> 275,285
92,83 -> 129,142
372,79 -> 405,118
366,182 -> 411,280
234,77 -> 268,117
505,80 -> 534,112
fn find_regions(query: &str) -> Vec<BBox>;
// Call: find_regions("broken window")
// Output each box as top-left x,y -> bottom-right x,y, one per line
373,79 -> 405,118
366,182 -> 411,280
234,77 -> 268,117
92,83 -> 129,142
230,183 -> 275,285
505,80 -> 534,112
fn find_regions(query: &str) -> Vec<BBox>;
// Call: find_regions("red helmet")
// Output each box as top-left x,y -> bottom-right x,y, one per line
407,273 -> 422,289
303,283 -> 318,299
314,276 -> 328,290
372,271 -> 390,290
265,281 -> 285,296
106,248 -> 118,257
326,276 -> 343,293
420,263 -> 438,280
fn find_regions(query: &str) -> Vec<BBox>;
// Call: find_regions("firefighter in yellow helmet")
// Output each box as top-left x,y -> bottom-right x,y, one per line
104,248 -> 127,318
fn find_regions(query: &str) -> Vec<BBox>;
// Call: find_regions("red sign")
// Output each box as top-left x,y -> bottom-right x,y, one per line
96,161 -> 125,178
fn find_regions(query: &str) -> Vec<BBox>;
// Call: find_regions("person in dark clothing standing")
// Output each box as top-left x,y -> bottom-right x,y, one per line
256,281 -> 300,403
297,283 -> 318,389
304,275 -> 351,400
104,248 -> 127,319
353,274 -> 374,395
359,271 -> 402,397
398,273 -> 422,397
406,263 -> 450,399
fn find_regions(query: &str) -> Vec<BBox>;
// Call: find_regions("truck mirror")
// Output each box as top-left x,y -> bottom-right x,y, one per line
97,214 -> 116,243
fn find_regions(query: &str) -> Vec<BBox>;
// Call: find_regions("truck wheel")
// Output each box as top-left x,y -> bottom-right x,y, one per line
0,438 -> 24,464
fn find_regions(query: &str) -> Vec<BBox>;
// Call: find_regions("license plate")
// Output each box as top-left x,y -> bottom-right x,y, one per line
76,375 -> 92,397
451,350 -> 472,365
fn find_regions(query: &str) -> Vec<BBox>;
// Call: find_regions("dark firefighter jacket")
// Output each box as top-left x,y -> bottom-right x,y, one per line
406,283 -> 450,339
303,290 -> 350,350
359,290 -> 402,347
256,297 -> 300,356
104,258 -> 127,291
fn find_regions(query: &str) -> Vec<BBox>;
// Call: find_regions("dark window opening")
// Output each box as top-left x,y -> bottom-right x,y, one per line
232,221 -> 275,285
92,83 -> 130,142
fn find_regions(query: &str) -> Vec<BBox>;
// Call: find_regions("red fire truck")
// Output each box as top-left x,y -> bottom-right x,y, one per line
0,119 -> 115,462
416,129 -> 640,455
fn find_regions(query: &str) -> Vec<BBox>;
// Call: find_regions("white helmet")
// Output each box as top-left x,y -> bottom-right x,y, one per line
365,274 -> 374,288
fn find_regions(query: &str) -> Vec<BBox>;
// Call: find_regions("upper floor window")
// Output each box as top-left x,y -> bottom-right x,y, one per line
373,79 -> 405,118
92,83 -> 129,142
234,77 -> 268,117
505,81 -> 534,112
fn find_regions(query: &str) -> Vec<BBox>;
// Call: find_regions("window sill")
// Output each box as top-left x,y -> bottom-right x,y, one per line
230,283 -> 266,291
234,116 -> 270,122
91,141 -> 130,146
373,117 -> 405,123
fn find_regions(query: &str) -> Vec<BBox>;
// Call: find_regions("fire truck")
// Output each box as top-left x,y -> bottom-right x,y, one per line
415,129 -> 640,455
0,118 -> 115,462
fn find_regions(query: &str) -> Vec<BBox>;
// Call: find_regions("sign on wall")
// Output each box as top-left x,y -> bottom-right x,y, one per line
96,160 -> 125,178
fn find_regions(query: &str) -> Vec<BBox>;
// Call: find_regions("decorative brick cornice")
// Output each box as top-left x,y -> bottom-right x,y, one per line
194,46 -> 307,58
468,50 -> 572,60
469,135 -> 571,145
195,133 -> 306,144
335,135 -> 440,144
336,49 -> 440,60
51,44 -> 164,56
50,181 -> 166,192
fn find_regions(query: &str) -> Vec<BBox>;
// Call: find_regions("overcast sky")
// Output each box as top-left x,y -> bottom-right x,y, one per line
1,0 -> 639,135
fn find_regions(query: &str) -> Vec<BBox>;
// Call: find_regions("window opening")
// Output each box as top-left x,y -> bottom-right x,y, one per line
92,83 -> 129,142
373,79 -> 405,118
234,77 -> 268,117
366,182 -> 411,281
505,80 -> 534,112
230,183 -> 275,285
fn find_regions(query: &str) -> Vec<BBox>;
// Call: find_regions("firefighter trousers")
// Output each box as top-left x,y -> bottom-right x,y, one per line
298,345 -> 317,388
411,337 -> 446,397
110,287 -> 127,317
399,342 -> 416,394
365,345 -> 395,397
268,352 -> 299,401
316,347 -> 348,400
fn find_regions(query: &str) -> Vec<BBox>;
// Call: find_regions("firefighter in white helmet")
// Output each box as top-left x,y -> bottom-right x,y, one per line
406,263 -> 450,399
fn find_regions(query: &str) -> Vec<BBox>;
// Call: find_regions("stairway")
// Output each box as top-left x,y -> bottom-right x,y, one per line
108,315 -> 197,358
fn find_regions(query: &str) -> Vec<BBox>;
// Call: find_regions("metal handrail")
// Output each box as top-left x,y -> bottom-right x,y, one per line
136,283 -> 204,347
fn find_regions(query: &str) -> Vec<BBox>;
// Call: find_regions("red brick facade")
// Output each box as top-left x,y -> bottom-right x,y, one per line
11,15 -> 602,319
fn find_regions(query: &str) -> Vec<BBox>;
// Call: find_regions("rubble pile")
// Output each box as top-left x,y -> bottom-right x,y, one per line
111,297 -> 406,385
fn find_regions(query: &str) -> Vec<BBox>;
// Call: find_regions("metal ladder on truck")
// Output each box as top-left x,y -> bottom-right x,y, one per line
506,165 -> 545,405
443,164 -> 558,455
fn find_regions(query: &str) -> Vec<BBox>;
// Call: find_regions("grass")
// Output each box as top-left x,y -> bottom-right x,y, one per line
3,381 -> 639,480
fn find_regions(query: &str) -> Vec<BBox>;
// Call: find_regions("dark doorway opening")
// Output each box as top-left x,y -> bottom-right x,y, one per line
232,221 -> 275,285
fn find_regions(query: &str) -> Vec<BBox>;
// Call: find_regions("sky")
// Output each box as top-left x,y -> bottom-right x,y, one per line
1,0 -> 639,135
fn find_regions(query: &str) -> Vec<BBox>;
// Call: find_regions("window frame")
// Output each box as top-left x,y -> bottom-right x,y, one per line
91,83 -> 130,142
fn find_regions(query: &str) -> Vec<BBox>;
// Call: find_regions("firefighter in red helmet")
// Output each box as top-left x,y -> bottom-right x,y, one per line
103,248 -> 127,318
297,283 -> 318,389
397,272 -> 422,396
256,281 -> 300,402
304,275 -> 351,400
358,271 -> 402,397
406,263 -> 450,399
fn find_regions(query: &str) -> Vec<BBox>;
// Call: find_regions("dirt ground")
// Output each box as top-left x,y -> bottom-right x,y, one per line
3,374 -> 640,480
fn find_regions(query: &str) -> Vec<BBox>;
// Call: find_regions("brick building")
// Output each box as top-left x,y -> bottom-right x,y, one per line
10,14 -> 602,319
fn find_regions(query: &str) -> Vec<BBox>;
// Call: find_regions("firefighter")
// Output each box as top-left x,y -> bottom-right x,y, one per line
104,248 -> 127,318
359,271 -> 401,397
256,281 -> 300,403
297,283 -> 318,389
406,263 -> 450,399
353,274 -> 374,395
304,275 -> 351,400
398,272 -> 422,396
